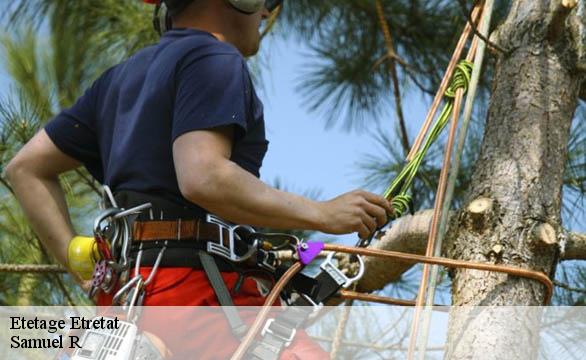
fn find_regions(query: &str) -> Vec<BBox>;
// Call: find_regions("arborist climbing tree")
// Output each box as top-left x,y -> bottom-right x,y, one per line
1,0 -> 585,359
4,0 -> 392,358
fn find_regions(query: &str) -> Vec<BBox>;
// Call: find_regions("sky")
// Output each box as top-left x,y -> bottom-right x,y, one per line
259,42 -> 429,195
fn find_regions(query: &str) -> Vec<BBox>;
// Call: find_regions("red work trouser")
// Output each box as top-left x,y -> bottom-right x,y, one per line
98,267 -> 328,359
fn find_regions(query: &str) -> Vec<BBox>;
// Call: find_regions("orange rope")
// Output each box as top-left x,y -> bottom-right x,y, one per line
230,240 -> 552,359
407,28 -> 482,360
406,3 -> 484,161
338,290 -> 446,309
323,244 -> 553,305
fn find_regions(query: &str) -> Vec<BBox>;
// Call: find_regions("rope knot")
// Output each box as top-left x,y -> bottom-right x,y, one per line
392,194 -> 412,218
444,60 -> 473,98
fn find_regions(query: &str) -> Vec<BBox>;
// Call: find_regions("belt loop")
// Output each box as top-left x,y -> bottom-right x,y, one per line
177,218 -> 182,241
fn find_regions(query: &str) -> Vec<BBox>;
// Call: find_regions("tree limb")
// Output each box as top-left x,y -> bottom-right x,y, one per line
563,231 -> 586,260
357,209 -> 433,292
375,0 -> 410,154
352,209 -> 586,292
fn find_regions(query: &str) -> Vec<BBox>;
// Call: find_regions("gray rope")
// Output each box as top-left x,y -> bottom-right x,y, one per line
0,264 -> 67,273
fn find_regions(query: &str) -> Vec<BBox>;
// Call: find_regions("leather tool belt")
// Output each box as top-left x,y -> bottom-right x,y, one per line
132,219 -> 229,242
130,220 -> 236,271
114,190 -> 240,271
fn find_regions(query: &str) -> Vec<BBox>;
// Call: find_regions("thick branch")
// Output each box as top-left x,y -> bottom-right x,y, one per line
351,210 -> 586,292
563,231 -> 586,260
356,209 -> 433,292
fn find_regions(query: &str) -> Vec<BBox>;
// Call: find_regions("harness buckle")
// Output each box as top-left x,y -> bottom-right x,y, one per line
206,214 -> 257,262
320,252 -> 365,288
261,318 -> 297,347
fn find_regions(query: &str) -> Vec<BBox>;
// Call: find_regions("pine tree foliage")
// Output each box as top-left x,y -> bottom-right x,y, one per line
0,0 -> 159,305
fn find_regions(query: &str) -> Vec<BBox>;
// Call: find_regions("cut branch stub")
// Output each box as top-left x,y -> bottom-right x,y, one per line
532,223 -> 558,246
465,197 -> 494,233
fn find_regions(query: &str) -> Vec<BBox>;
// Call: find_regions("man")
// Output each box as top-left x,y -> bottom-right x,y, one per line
5,0 -> 392,357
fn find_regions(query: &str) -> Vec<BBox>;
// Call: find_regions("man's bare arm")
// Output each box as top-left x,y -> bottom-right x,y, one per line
173,126 -> 393,239
4,130 -> 80,267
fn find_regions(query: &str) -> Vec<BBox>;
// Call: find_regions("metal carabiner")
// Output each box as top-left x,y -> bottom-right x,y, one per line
319,252 -> 365,288
104,203 -> 152,271
112,274 -> 142,305
102,185 -> 118,209
143,240 -> 168,286
113,240 -> 167,314
93,208 -> 122,242
125,277 -> 145,324
252,233 -> 301,251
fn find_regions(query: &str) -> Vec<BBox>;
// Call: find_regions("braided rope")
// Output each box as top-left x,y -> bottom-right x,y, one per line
382,60 -> 474,218
0,264 -> 67,273
329,299 -> 353,359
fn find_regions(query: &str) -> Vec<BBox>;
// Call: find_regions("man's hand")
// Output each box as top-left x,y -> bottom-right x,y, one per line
316,190 -> 394,239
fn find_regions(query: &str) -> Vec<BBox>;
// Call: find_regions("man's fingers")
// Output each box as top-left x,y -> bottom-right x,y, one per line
361,215 -> 377,236
358,223 -> 371,240
362,202 -> 388,227
359,191 -> 394,216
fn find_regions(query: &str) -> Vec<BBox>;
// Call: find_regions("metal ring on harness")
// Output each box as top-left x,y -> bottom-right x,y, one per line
90,202 -> 152,297
206,214 -> 258,262
320,252 -> 365,288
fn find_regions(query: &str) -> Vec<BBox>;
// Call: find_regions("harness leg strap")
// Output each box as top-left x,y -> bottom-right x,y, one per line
248,306 -> 315,360
198,250 -> 248,338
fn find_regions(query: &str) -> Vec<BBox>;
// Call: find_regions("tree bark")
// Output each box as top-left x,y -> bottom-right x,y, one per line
443,1 -> 584,359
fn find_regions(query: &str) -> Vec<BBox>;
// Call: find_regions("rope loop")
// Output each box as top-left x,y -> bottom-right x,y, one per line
391,194 -> 412,218
444,60 -> 473,98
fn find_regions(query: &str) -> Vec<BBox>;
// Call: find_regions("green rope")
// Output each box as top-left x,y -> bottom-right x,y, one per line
383,60 -> 473,218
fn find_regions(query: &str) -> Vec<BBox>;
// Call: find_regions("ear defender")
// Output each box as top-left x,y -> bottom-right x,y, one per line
227,0 -> 266,14
153,2 -> 173,35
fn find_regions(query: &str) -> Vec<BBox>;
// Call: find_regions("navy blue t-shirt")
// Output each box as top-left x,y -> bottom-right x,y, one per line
45,29 -> 268,214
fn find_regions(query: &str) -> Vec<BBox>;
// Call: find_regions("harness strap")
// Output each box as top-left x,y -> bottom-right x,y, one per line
129,244 -> 236,270
198,250 -> 248,338
248,306 -> 315,360
133,219 -> 229,242
242,266 -> 348,359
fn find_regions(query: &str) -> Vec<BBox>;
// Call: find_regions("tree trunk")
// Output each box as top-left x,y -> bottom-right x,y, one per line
444,1 -> 584,358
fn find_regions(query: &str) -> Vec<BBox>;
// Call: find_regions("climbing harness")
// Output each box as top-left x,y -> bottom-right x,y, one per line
69,185 -> 366,360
